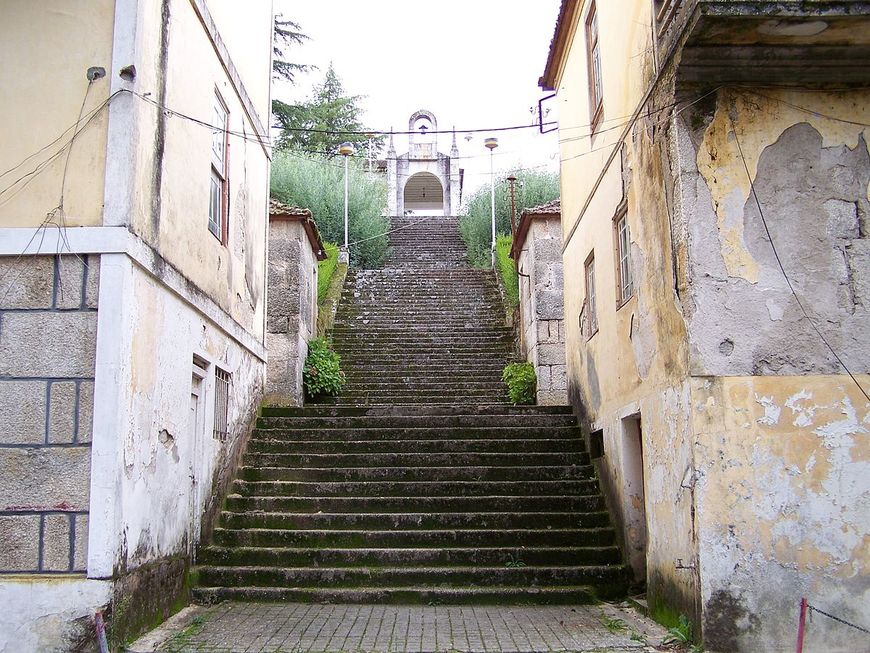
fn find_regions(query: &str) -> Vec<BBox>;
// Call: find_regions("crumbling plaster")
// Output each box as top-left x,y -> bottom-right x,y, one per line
684,88 -> 870,377
692,376 -> 870,653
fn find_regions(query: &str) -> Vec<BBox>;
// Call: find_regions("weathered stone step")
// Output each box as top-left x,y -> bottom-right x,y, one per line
325,391 -> 510,402
238,464 -> 592,483
223,494 -> 601,514
340,371 -> 506,382
191,584 -> 607,606
251,428 -> 580,444
196,564 -> 628,591
330,332 -> 514,342
197,545 -> 622,568
261,404 -> 573,418
332,378 -> 507,392
212,525 -> 615,548
256,413 -> 578,429
319,394 -> 511,406
241,451 -> 582,469
230,478 -> 598,498
246,437 -> 583,454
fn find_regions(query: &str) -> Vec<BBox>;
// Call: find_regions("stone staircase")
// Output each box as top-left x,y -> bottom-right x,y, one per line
192,215 -> 629,605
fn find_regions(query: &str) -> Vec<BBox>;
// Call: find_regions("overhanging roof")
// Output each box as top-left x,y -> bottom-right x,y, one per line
268,198 -> 328,261
539,0 -> 580,90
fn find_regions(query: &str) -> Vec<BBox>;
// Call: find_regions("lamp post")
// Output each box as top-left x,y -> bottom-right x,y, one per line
484,137 -> 499,267
506,174 -> 518,237
338,142 -> 354,264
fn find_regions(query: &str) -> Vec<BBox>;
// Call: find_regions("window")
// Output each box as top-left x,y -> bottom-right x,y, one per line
209,93 -> 229,244
589,429 -> 604,459
584,254 -> 598,338
615,209 -> 634,305
212,367 -> 230,441
585,1 -> 603,133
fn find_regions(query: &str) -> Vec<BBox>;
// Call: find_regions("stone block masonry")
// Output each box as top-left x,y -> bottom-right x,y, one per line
0,254 -> 97,574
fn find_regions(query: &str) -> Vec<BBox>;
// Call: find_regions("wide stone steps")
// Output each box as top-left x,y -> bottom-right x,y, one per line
211,526 -> 615,548
246,437 -> 584,454
238,464 -> 590,483
192,218 -> 628,607
195,565 -> 626,590
192,585 -> 606,606
198,545 -> 622,568
223,494 -> 600,514
241,451 -> 583,468
229,479 -> 602,498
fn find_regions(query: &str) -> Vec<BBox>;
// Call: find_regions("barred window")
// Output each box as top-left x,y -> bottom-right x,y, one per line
213,367 -> 230,441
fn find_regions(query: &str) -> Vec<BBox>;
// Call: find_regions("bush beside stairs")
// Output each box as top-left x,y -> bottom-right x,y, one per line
192,215 -> 630,605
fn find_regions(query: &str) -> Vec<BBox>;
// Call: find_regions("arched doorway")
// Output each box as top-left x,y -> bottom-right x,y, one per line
403,172 -> 444,214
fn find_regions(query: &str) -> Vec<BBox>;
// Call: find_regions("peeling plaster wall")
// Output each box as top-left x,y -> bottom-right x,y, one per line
89,260 -> 264,578
692,376 -> 869,653
681,88 -> 870,376
0,576 -> 111,653
128,0 -> 269,339
555,0 -> 699,626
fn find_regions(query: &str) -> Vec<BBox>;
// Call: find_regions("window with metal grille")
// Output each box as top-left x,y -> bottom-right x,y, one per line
585,1 -> 603,133
615,211 -> 634,305
585,254 -> 598,338
208,92 -> 229,244
213,367 -> 230,441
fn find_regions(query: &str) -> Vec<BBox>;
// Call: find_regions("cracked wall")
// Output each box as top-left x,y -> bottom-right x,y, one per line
675,87 -> 870,652
692,377 -> 869,653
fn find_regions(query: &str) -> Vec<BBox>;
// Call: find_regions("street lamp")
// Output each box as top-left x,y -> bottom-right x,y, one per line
484,137 -> 498,267
338,142 -> 354,264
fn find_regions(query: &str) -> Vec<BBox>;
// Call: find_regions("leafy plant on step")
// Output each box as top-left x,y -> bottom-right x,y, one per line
502,362 -> 536,405
600,616 -> 629,634
505,552 -> 526,568
663,614 -> 702,650
495,234 -> 519,307
303,338 -> 345,398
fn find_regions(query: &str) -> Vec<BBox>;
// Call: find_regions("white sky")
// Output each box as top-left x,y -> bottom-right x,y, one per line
272,0 -> 563,196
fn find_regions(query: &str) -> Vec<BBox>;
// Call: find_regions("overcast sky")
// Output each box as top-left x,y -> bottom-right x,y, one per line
272,0 -> 563,196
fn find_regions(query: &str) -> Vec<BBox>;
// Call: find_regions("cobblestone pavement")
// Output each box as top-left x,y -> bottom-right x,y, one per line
129,601 -> 669,653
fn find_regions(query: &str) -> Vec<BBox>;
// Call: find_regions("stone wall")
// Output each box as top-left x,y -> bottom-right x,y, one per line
0,254 -> 98,574
265,218 -> 319,405
517,216 -> 568,405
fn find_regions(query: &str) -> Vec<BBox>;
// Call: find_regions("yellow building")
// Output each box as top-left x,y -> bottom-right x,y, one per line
540,1 -> 870,651
0,1 -> 272,649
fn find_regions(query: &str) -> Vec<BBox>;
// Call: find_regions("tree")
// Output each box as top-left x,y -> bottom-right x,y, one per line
273,63 -> 384,156
270,151 -> 389,268
459,169 -> 560,267
272,16 -> 312,84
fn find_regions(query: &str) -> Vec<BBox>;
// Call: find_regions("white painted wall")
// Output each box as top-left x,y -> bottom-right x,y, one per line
89,255 -> 264,576
0,577 -> 111,653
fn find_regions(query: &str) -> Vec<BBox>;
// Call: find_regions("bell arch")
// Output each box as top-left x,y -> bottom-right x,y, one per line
403,172 -> 444,213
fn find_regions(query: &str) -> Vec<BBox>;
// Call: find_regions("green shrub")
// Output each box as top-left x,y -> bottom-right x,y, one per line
303,338 -> 345,398
459,169 -> 560,267
271,151 -> 389,268
502,362 -> 536,405
317,242 -> 340,304
495,235 -> 518,307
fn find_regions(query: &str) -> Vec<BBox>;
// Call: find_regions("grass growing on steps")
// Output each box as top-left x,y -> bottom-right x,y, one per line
317,242 -> 339,303
495,234 -> 519,307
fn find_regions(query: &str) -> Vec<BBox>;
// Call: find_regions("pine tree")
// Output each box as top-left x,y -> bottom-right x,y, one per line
273,63 -> 383,156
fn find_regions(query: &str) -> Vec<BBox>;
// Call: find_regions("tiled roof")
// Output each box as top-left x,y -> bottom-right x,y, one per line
269,198 -> 311,217
511,199 -> 562,260
522,199 -> 561,216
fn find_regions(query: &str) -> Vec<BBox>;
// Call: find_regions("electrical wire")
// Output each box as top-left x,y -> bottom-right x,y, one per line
729,115 -> 870,403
